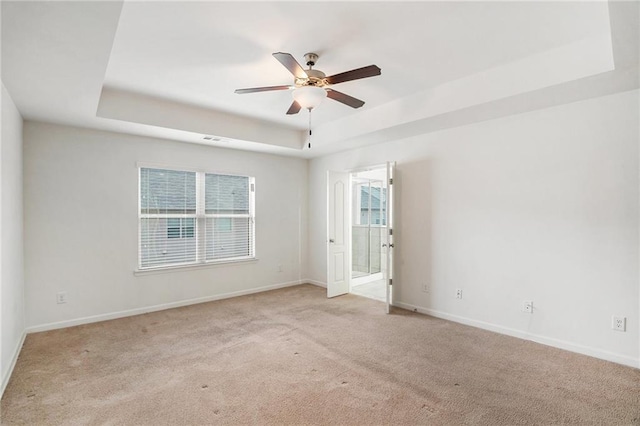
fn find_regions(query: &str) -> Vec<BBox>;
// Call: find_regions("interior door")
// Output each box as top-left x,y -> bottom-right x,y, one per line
385,161 -> 395,313
327,171 -> 350,298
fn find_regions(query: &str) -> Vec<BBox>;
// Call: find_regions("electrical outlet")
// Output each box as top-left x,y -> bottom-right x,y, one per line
56,292 -> 68,304
455,288 -> 462,299
612,316 -> 626,332
523,301 -> 533,313
422,283 -> 429,293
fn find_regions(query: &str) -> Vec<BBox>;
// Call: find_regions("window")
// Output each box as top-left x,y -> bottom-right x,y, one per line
139,167 -> 255,269
204,174 -> 253,262
354,181 -> 386,227
167,218 -> 195,239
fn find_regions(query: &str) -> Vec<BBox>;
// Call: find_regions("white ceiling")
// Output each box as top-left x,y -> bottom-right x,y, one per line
104,1 -> 609,129
2,1 -> 638,158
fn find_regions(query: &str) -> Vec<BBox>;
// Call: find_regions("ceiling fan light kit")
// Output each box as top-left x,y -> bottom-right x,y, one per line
292,85 -> 327,110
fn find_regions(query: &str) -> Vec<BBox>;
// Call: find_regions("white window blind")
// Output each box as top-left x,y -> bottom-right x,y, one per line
139,168 -> 197,268
139,167 -> 255,270
204,173 -> 254,261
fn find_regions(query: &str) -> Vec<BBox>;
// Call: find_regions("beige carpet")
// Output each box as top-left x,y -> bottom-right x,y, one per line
2,284 -> 639,425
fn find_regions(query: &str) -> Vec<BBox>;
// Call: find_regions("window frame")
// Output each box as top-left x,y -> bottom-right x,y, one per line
203,172 -> 256,263
353,180 -> 387,228
137,164 -> 256,271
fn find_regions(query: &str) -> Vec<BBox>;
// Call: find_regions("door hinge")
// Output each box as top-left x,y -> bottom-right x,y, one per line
389,178 -> 393,185
251,183 -> 255,192
389,279 -> 393,286
389,228 -> 393,236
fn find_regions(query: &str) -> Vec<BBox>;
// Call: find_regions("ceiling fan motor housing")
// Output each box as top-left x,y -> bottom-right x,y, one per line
299,69 -> 327,87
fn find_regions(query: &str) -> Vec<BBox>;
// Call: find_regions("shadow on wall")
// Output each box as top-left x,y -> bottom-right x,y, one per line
393,158 -> 434,308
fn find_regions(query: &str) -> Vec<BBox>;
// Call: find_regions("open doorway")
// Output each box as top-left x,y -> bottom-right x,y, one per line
327,162 -> 394,312
350,168 -> 387,302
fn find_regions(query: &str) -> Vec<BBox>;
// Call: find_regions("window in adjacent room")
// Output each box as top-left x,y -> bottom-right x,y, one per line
139,167 -> 255,270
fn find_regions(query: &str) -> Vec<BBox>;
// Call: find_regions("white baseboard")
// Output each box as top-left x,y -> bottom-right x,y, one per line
26,280 -> 305,334
1,330 -> 26,398
304,279 -> 327,288
393,301 -> 640,370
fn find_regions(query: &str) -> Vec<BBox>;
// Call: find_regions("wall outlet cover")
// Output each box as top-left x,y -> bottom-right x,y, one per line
612,316 -> 626,332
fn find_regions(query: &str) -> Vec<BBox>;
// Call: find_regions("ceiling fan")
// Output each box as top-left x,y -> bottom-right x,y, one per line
235,52 -> 381,115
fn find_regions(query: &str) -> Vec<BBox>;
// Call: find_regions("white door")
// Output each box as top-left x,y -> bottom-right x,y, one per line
385,162 -> 395,313
327,170 -> 350,298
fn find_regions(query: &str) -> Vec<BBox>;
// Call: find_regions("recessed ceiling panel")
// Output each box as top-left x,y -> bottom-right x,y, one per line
104,1 -> 610,130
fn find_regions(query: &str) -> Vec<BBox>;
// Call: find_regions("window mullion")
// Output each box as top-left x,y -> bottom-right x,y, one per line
250,177 -> 256,258
196,171 -> 205,264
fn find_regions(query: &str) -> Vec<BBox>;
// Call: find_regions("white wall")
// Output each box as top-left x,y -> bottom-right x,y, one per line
309,90 -> 640,368
1,83 -> 25,393
23,122 -> 308,330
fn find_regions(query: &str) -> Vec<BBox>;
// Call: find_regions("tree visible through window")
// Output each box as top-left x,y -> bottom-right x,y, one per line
139,167 -> 255,269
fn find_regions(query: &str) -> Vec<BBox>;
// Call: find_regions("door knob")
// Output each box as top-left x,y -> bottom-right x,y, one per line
329,239 -> 335,243
382,243 -> 387,247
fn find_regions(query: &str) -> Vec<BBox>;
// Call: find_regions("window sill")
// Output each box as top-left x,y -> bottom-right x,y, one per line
134,258 -> 258,276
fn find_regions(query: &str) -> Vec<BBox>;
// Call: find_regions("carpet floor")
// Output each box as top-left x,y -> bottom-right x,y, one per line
1,284 -> 639,425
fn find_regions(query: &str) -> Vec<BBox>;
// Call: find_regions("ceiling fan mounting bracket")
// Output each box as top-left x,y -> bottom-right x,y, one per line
304,52 -> 319,67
